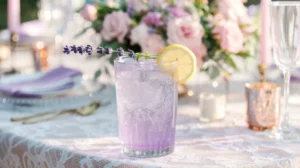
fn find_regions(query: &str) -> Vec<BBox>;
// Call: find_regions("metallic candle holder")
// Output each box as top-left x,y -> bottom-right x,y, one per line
32,41 -> 48,72
245,82 -> 281,131
258,64 -> 267,83
6,33 -> 19,74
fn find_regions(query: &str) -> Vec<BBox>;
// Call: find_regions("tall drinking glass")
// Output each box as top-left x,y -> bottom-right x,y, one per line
114,56 -> 178,157
270,0 -> 300,139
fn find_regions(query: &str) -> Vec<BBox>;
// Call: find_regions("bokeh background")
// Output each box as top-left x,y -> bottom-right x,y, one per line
0,0 -> 260,30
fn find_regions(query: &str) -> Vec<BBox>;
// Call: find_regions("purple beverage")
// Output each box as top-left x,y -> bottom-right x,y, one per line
115,56 -> 178,157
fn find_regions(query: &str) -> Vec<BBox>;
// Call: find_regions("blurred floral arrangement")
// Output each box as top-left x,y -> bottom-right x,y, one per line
79,0 -> 258,79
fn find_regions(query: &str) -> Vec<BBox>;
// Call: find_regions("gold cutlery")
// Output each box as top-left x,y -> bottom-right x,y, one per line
11,102 -> 107,124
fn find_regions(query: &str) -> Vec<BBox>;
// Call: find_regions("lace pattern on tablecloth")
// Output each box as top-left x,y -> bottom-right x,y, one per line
1,87 -> 300,168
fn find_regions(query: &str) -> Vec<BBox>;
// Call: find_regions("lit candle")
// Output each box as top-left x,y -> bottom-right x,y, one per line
32,41 -> 48,72
259,0 -> 271,65
199,93 -> 226,122
0,46 -> 11,60
8,0 -> 20,33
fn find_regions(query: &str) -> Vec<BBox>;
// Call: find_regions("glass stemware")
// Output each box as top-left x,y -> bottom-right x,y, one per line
38,0 -> 72,65
270,1 -> 300,140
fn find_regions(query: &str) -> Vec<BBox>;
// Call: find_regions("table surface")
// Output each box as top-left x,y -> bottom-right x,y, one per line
1,49 -> 300,168
3,15 -> 300,168
1,85 -> 300,168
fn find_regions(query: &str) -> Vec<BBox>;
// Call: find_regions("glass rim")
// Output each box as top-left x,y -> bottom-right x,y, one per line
245,82 -> 281,90
114,55 -> 179,67
271,1 -> 300,6
114,55 -> 157,65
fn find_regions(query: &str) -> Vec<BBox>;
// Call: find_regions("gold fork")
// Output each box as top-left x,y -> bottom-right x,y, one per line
11,102 -> 107,124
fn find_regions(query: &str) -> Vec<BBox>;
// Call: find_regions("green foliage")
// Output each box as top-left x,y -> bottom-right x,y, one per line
236,51 -> 251,58
75,26 -> 92,38
93,70 -> 102,81
224,54 -> 238,70
136,52 -> 154,61
207,64 -> 220,80
96,3 -> 119,22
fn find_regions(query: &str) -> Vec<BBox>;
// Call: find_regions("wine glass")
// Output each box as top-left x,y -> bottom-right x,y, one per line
38,0 -> 73,65
270,1 -> 300,140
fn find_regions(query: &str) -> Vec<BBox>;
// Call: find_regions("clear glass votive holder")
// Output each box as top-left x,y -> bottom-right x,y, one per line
114,56 -> 178,158
245,82 -> 281,131
199,92 -> 226,122
199,77 -> 227,122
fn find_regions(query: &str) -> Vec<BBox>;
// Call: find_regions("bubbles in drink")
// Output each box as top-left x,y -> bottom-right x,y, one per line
114,56 -> 177,156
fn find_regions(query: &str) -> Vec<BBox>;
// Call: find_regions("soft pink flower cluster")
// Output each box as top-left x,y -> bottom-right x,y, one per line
212,0 -> 254,54
130,15 -> 207,65
81,0 -> 117,21
80,0 -> 256,68
101,11 -> 131,43
212,20 -> 244,54
167,16 -> 207,66
130,23 -> 166,54
81,4 -> 98,21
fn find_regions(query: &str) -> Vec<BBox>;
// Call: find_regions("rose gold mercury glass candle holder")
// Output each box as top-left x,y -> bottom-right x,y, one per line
245,82 -> 281,131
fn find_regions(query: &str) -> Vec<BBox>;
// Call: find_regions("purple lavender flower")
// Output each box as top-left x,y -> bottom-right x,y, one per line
128,49 -> 135,58
148,27 -> 155,34
97,46 -> 104,54
117,47 -> 124,56
63,46 -> 70,55
168,7 -> 189,18
77,46 -> 85,55
126,7 -> 135,16
142,12 -> 163,27
70,45 -> 78,53
105,47 -> 113,55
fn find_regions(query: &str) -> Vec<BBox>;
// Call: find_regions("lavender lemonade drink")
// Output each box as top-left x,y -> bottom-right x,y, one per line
115,55 -> 178,157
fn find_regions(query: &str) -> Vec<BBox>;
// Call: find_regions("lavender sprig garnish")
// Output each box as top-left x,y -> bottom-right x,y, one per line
117,47 -> 124,56
96,46 -> 158,61
105,47 -> 113,55
128,49 -> 135,58
96,46 -> 104,54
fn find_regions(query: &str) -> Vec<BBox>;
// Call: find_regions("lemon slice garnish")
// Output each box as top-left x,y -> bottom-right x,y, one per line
157,44 -> 197,84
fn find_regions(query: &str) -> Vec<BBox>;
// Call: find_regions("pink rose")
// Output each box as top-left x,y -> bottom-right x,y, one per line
168,7 -> 189,18
140,34 -> 166,54
101,11 -> 131,43
81,4 -> 97,21
218,0 -> 248,24
240,17 -> 256,36
213,20 -> 244,53
130,23 -> 149,45
167,16 -> 207,66
211,13 -> 224,23
142,12 -> 163,27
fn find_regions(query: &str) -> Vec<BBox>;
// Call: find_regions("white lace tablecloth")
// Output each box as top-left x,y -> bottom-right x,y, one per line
1,85 -> 300,168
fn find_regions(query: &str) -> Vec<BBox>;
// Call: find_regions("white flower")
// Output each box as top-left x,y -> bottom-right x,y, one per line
126,0 -> 148,12
130,23 -> 149,45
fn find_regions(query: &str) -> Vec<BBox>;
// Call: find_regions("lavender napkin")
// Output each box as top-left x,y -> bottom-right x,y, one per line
291,69 -> 300,83
0,67 -> 82,98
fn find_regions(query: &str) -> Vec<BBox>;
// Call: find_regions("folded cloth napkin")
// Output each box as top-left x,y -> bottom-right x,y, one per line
291,69 -> 300,83
0,67 -> 82,98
